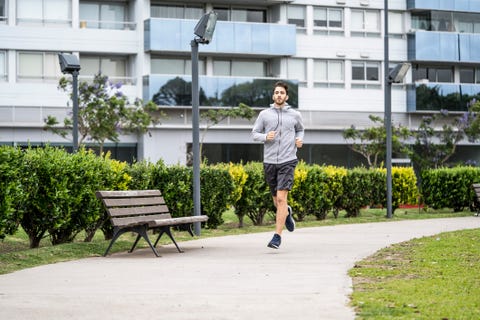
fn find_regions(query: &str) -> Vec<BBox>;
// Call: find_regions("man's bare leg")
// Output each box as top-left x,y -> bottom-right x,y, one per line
273,190 -> 289,235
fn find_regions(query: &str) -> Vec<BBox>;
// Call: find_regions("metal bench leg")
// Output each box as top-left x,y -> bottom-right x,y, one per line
132,225 -> 160,257
104,227 -> 124,257
153,226 -> 184,253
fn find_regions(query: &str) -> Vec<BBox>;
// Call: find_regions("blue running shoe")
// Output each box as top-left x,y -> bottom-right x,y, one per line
285,206 -> 295,232
267,233 -> 281,249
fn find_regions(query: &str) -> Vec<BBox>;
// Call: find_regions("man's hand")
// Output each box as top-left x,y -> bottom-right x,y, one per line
266,131 -> 276,141
296,138 -> 303,148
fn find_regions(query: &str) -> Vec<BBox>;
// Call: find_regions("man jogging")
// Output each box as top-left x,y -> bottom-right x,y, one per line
251,81 -> 305,249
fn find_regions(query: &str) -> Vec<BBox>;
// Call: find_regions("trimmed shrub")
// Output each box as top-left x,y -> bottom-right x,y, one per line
0,146 -> 25,239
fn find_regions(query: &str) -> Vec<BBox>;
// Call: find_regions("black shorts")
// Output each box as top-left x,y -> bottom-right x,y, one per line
263,159 -> 298,196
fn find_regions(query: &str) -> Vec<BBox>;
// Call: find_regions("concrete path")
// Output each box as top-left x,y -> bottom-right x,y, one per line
0,217 -> 479,320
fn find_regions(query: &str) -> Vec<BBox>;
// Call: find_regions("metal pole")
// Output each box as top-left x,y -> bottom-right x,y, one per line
384,0 -> 392,218
72,70 -> 79,153
191,39 -> 202,235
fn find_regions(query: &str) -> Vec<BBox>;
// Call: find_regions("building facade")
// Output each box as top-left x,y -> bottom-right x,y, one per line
1,0 -> 480,166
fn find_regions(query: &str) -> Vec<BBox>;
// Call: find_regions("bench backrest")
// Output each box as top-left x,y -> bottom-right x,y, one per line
473,184 -> 480,197
96,190 -> 172,227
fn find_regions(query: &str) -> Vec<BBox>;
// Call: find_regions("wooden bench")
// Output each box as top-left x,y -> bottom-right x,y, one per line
471,184 -> 480,217
96,190 -> 209,257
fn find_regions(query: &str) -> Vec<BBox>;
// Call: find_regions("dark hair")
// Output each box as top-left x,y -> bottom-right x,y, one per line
273,81 -> 288,95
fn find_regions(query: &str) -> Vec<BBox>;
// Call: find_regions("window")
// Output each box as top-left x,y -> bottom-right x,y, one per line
79,2 -> 132,30
213,7 -> 266,23
0,0 -> 6,24
352,61 -> 380,88
213,59 -> 267,77
80,55 -> 131,84
17,0 -> 71,26
413,65 -> 453,83
388,12 -> 403,38
151,3 -> 203,20
0,51 -> 6,81
460,68 -> 475,83
17,52 -> 62,81
314,60 -> 344,88
151,57 -> 205,75
287,5 -> 305,32
351,9 -> 380,37
313,7 -> 344,35
287,59 -> 306,86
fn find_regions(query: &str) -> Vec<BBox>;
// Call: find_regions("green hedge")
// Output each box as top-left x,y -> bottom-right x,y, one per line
4,145 -> 477,248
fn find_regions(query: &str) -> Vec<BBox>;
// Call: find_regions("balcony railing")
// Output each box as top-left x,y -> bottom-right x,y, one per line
143,75 -> 298,108
407,82 -> 480,112
409,31 -> 480,63
144,18 -> 296,56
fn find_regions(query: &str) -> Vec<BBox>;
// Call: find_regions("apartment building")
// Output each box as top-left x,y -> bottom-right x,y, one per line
1,0 -> 480,166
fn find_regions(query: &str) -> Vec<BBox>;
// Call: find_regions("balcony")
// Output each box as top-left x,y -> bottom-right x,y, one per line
143,75 -> 298,108
408,31 -> 459,62
407,0 -> 480,12
144,18 -> 296,56
407,82 -> 480,112
408,31 -> 480,63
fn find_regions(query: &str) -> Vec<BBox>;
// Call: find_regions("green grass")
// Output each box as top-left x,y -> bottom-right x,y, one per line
349,228 -> 480,319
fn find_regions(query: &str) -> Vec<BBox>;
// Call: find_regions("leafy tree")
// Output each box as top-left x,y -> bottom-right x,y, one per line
45,73 -> 163,154
343,115 -> 412,168
199,103 -> 255,160
412,109 -> 476,170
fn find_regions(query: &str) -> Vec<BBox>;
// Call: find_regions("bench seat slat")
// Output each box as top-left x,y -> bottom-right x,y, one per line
111,213 -> 172,227
150,215 -> 208,227
97,190 -> 161,198
103,196 -> 166,207
108,205 -> 170,217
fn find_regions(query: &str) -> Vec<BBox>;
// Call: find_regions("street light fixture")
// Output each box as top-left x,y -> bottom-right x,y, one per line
58,53 -> 81,152
191,12 -> 217,235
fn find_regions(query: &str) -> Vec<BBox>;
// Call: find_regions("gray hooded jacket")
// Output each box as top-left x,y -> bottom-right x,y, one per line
252,104 -> 305,164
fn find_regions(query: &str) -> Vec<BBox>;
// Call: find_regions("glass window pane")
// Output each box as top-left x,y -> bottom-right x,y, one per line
232,61 -> 265,77
0,51 -> 6,80
247,9 -> 265,23
329,9 -> 342,28
365,11 -> 379,32
80,3 -> 99,28
45,0 -> 70,21
44,53 -> 61,78
17,0 -> 42,20
437,68 -> 452,82
314,60 -> 327,81
313,7 -> 327,27
288,6 -> 305,27
185,6 -> 203,20
101,57 -> 126,77
213,60 -> 230,76
366,63 -> 379,81
185,59 -> 205,75
214,8 -> 229,21
476,68 -> 480,83
460,68 -> 474,83
18,52 -> 42,77
329,61 -> 344,81
288,59 -> 305,81
389,12 -> 403,34
232,9 -> 247,22
151,58 -> 184,74
351,10 -> 363,30
352,62 -> 365,80
100,4 -> 125,29
80,56 -> 100,75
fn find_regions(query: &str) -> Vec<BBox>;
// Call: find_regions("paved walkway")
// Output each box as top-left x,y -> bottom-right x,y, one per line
0,217 -> 479,320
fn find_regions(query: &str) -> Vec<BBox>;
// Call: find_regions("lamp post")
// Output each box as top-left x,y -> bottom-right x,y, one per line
384,1 -> 410,218
191,12 -> 217,235
58,53 -> 81,152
